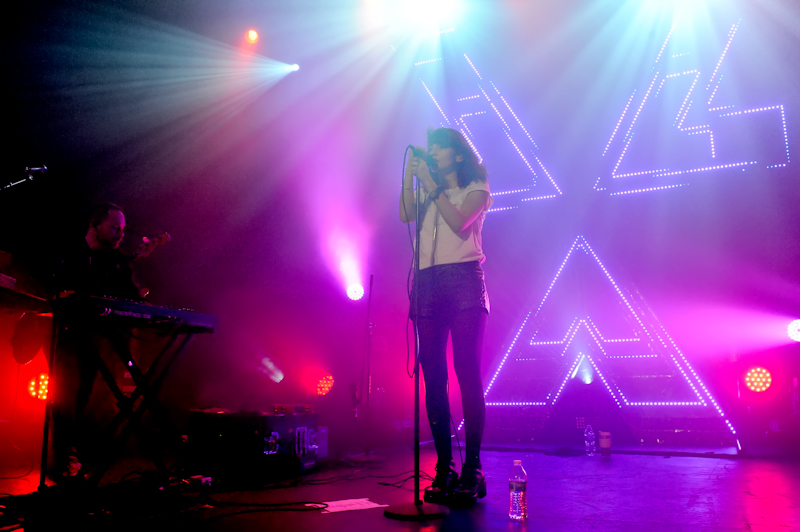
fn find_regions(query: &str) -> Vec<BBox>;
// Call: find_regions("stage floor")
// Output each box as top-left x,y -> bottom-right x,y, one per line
1,444 -> 798,531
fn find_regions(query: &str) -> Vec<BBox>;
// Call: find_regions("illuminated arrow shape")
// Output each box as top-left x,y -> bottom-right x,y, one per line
478,236 -> 735,437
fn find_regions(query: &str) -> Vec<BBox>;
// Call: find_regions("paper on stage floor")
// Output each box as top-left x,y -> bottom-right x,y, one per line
306,498 -> 389,513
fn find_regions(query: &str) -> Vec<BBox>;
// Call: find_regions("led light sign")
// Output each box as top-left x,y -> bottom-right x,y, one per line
415,50 -> 562,210
597,19 -> 790,196
479,236 -> 736,435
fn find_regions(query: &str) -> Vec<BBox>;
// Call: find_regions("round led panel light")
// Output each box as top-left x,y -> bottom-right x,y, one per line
28,374 -> 49,400
317,375 -> 334,396
744,367 -> 772,392
347,283 -> 364,301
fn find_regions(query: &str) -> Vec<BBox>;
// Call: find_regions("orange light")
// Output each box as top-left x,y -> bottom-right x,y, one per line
28,374 -> 49,400
246,29 -> 259,44
316,375 -> 334,396
745,367 -> 772,392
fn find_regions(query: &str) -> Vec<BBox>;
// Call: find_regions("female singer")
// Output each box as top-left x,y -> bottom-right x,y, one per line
400,127 -> 492,504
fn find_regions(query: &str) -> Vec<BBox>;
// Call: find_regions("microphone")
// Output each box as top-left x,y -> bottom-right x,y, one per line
408,146 -> 437,176
24,166 -> 48,174
24,166 -> 48,179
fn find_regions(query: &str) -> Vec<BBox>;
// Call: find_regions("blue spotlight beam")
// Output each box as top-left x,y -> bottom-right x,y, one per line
22,4 -> 299,160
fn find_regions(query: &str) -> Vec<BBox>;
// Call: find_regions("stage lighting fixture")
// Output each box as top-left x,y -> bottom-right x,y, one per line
340,258 -> 363,300
290,64 -> 299,71
745,367 -> 772,392
405,0 -> 460,31
246,29 -> 259,44
317,375 -> 334,396
259,356 -> 284,383
788,319 -> 800,342
28,374 -> 49,400
347,283 -> 365,301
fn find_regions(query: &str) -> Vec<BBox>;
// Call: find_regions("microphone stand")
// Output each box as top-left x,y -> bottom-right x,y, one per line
384,166 -> 448,521
364,274 -> 374,456
347,274 -> 385,467
1,166 -> 48,193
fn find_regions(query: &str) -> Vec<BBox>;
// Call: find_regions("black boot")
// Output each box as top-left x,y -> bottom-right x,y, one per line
451,461 -> 487,505
424,459 -> 458,504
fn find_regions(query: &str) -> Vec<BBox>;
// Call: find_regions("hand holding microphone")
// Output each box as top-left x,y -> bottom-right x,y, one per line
407,145 -> 439,192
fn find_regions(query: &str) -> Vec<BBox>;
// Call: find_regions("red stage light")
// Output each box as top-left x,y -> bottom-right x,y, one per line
317,375 -> 334,396
745,367 -> 772,392
246,29 -> 259,44
28,374 -> 49,400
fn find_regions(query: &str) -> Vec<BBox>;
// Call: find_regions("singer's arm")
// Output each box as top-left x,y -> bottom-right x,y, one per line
407,154 -> 490,233
433,189 -> 490,234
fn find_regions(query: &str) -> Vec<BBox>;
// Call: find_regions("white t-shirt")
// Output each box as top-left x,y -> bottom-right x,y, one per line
417,180 -> 492,269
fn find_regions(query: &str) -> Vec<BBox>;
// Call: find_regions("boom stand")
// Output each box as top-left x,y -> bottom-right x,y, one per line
384,173 -> 448,521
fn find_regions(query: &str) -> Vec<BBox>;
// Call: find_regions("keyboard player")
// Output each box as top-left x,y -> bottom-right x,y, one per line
49,202 -> 144,479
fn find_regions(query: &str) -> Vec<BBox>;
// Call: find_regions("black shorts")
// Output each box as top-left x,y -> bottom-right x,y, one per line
410,261 -> 489,318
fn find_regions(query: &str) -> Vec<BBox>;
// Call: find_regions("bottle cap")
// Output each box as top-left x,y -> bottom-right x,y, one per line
513,460 -> 521,465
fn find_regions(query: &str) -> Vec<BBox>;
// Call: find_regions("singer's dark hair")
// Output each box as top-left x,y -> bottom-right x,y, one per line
426,127 -> 487,188
88,203 -> 124,229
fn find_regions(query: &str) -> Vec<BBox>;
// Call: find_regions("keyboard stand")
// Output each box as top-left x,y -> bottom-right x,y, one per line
80,323 -> 197,486
36,295 -> 215,490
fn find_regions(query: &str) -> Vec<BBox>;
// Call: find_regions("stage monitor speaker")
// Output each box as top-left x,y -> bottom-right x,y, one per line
186,410 -> 327,483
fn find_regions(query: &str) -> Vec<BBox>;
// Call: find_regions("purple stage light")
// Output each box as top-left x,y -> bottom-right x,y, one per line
788,320 -> 800,342
347,283 -> 365,301
336,256 -> 365,301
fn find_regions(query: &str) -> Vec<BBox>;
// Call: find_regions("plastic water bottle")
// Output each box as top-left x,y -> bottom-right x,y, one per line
584,425 -> 596,456
508,460 -> 528,521
598,431 -> 612,458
